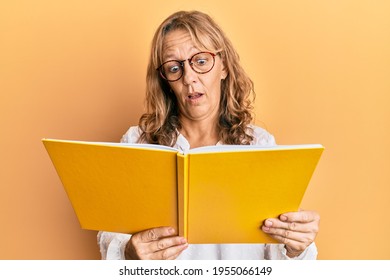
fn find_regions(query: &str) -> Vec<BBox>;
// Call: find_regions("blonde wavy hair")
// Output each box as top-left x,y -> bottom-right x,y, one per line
139,10 -> 255,146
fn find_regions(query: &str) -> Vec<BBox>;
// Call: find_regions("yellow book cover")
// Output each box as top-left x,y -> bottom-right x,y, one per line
42,139 -> 324,244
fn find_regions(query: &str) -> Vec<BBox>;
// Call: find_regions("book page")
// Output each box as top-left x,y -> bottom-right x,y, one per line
42,138 -> 179,152
187,144 -> 323,154
186,145 -> 324,243
43,138 -> 179,233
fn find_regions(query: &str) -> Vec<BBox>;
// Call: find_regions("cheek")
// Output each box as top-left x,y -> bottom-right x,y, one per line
208,73 -> 223,93
203,65 -> 223,87
211,65 -> 225,87
169,83 -> 182,96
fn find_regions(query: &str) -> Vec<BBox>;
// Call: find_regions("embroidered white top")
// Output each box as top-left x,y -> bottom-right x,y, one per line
97,125 -> 318,260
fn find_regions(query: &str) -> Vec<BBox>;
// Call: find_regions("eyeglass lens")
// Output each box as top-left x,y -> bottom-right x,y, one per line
159,52 -> 215,82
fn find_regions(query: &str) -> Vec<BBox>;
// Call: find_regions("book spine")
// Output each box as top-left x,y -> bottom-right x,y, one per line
177,154 -> 188,239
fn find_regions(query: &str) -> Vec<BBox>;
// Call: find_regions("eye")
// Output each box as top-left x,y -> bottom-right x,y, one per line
168,65 -> 181,73
192,53 -> 213,68
162,61 -> 182,74
196,58 -> 207,66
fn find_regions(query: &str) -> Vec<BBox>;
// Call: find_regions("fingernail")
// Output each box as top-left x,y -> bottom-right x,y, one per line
168,227 -> 175,234
262,226 -> 270,232
265,220 -> 273,227
180,237 -> 187,244
280,215 -> 288,221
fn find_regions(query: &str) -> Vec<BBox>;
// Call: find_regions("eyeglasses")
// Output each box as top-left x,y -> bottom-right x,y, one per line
157,52 -> 217,82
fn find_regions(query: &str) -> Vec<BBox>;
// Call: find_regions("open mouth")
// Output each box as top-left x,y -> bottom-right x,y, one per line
187,93 -> 204,100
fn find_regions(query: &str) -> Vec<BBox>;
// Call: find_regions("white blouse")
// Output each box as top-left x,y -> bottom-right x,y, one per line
97,125 -> 318,260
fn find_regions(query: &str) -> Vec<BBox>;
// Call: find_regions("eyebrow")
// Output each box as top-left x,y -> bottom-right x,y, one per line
163,47 -> 201,61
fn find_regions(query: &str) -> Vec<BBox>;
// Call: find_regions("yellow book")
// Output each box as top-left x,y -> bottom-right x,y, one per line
42,139 -> 324,244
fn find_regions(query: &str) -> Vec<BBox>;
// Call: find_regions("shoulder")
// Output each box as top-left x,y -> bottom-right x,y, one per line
248,125 -> 277,146
120,126 -> 142,143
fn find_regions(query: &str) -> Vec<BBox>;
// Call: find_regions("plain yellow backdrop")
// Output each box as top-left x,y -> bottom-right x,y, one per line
1,0 -> 389,259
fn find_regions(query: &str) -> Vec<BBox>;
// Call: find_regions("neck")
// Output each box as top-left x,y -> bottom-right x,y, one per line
179,117 -> 219,148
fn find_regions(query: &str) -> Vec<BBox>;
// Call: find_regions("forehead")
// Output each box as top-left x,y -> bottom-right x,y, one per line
162,29 -> 198,60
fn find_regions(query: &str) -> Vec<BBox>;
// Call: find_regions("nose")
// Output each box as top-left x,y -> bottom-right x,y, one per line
182,60 -> 198,86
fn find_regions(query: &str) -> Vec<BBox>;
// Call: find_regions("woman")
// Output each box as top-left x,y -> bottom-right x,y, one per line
98,10 -> 320,260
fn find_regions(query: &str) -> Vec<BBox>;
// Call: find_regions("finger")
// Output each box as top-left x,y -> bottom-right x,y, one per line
263,219 -> 317,233
279,210 -> 320,223
262,225 -> 315,244
151,236 -> 187,253
151,243 -> 189,260
168,248 -> 188,260
165,244 -> 189,260
268,233 -> 308,253
135,227 -> 177,243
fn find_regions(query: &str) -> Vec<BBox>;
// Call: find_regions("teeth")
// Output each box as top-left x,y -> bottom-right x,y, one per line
188,93 -> 202,99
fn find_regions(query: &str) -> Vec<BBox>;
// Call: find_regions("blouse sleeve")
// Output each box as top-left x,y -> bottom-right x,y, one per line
264,243 -> 318,260
250,125 -> 277,146
97,126 -> 141,260
97,231 -> 131,260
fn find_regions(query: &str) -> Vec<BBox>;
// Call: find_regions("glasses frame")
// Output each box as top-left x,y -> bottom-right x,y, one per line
157,51 -> 217,82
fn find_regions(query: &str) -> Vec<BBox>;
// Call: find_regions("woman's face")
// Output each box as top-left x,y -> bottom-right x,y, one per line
161,29 -> 227,124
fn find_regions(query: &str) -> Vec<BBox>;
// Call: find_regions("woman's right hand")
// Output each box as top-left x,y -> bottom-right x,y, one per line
124,226 -> 188,260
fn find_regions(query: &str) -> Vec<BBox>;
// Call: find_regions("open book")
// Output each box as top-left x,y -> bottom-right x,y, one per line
42,139 -> 324,244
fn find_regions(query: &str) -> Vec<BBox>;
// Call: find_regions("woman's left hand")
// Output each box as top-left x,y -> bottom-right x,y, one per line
261,210 -> 320,258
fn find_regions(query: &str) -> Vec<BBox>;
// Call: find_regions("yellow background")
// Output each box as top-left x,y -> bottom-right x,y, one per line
1,0 -> 389,259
